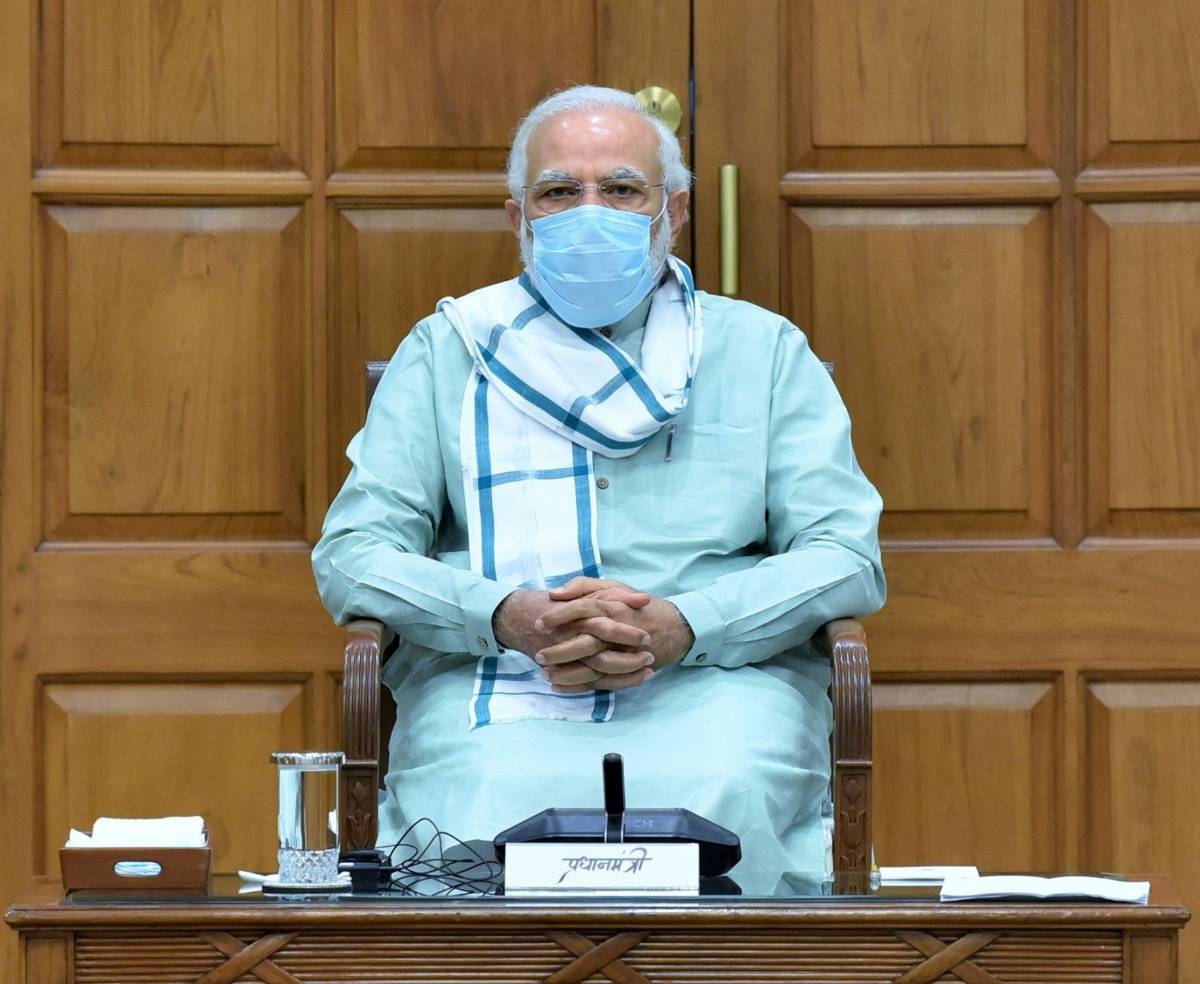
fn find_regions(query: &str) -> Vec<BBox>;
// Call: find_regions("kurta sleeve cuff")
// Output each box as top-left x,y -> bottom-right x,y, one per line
667,589 -> 727,667
463,579 -> 514,656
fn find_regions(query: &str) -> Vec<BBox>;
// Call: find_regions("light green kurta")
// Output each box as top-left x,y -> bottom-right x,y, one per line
312,280 -> 885,894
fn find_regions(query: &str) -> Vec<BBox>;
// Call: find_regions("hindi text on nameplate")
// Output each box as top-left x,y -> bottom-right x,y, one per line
504,842 -> 699,896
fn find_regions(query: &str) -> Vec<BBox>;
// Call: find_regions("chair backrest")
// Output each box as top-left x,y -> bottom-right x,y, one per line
366,360 -> 389,407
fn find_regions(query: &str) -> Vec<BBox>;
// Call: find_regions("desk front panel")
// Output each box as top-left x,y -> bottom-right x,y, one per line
19,924 -> 1171,984
9,878 -> 1188,984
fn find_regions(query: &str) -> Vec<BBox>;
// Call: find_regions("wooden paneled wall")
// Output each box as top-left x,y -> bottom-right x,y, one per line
695,0 -> 1200,977
0,2 -> 690,980
3,1 -> 1200,981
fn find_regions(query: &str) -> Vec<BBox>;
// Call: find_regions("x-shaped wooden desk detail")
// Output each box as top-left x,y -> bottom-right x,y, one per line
894,930 -> 1001,984
545,929 -> 651,984
196,931 -> 300,984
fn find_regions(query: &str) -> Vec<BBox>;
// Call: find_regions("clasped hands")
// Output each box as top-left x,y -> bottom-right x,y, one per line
493,577 -> 695,693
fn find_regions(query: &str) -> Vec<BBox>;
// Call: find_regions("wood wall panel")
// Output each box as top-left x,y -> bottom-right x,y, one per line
1085,0 -> 1200,166
40,680 -> 306,876
0,0 -> 34,980
11,4 -> 687,982
329,206 -> 520,486
873,680 -> 1058,871
40,0 -> 306,170
1085,680 -> 1200,973
790,0 -> 1055,171
330,0 -> 691,177
811,0 -> 1025,147
871,548 -> 1200,673
357,1 -> 592,151
1086,204 -> 1200,534
1108,0 -> 1200,140
41,205 -> 308,541
333,0 -> 595,172
790,206 -> 1051,539
32,550 -> 340,673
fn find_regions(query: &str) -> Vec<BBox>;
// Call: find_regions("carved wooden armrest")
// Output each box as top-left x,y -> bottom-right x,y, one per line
816,618 -> 873,878
340,618 -> 387,853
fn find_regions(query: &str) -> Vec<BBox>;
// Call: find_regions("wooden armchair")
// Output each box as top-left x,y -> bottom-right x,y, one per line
339,361 -> 875,879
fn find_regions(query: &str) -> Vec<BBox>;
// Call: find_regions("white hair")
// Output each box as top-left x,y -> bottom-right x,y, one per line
506,85 -> 691,201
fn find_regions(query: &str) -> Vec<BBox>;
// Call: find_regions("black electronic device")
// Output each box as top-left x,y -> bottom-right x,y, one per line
340,848 -> 393,892
493,753 -> 742,877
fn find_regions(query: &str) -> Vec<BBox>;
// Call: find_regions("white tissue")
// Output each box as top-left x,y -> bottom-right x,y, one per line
65,816 -> 206,848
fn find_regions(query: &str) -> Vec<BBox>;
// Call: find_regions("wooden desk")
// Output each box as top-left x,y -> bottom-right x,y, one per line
6,875 -> 1189,984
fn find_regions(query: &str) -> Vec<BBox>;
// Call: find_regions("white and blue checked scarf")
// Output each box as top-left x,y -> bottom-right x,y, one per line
437,257 -> 702,729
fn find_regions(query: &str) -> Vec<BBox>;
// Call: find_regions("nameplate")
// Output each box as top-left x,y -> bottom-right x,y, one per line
504,842 -> 699,896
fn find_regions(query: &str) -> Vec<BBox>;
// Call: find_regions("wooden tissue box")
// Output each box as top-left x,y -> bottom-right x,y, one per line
60,830 -> 211,890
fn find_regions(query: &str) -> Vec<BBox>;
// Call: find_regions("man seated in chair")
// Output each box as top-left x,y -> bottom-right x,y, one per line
312,85 -> 885,893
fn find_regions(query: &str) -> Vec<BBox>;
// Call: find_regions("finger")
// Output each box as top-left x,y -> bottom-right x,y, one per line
542,661 -> 603,686
548,577 -> 626,600
591,588 -> 652,609
583,650 -> 655,675
548,578 -> 654,611
535,597 -> 601,631
576,616 -> 651,648
550,667 -> 656,694
535,634 -> 604,666
536,596 -> 627,632
589,668 -> 656,692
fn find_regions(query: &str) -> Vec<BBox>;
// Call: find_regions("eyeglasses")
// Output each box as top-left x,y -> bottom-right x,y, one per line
524,178 -> 665,214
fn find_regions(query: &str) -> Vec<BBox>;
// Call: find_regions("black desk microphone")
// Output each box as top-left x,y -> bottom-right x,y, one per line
494,752 -> 741,877
602,752 -> 624,843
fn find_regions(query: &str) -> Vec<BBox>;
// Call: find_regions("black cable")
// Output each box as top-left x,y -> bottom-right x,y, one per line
373,817 -> 504,896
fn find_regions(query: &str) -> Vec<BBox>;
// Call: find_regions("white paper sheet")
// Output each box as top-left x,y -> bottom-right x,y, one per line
65,816 -> 206,848
940,875 -> 1149,904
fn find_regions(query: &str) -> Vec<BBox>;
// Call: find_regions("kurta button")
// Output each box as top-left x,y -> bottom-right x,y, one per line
695,652 -> 708,662
596,477 -> 609,490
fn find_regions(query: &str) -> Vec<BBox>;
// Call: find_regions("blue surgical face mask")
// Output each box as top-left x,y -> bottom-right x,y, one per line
527,201 -> 665,329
